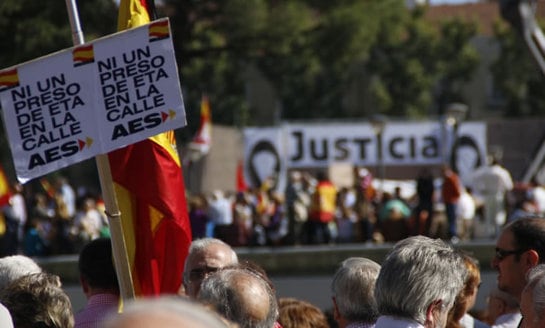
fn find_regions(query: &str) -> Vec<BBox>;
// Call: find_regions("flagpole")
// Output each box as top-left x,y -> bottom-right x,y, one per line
64,0 -> 136,301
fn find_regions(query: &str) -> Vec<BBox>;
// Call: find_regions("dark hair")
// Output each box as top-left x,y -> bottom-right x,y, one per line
508,218 -> 545,263
78,238 -> 119,291
316,171 -> 327,182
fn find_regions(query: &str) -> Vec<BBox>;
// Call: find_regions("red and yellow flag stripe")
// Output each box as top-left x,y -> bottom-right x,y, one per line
110,0 -> 191,296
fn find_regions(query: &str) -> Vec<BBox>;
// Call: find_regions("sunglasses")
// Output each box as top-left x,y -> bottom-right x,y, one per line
494,247 -> 527,261
188,266 -> 219,282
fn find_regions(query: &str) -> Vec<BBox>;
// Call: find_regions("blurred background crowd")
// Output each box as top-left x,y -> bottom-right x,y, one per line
3,153 -> 544,256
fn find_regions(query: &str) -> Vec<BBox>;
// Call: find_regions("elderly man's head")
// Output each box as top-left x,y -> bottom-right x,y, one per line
331,257 -> 380,327
375,236 -> 466,328
198,266 -> 278,328
103,296 -> 229,328
182,238 -> 238,298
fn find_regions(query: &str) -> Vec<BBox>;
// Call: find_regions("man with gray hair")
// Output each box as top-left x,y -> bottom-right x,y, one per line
374,236 -> 466,328
331,257 -> 380,328
198,266 -> 278,328
182,237 -> 238,298
519,264 -> 545,328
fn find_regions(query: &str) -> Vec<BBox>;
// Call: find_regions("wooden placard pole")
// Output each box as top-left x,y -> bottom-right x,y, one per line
64,0 -> 136,301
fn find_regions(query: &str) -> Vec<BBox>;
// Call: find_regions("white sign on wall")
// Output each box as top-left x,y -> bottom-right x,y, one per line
0,18 -> 186,182
244,121 -> 487,189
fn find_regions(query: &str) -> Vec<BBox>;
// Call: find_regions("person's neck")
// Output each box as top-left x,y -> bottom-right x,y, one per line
87,287 -> 119,298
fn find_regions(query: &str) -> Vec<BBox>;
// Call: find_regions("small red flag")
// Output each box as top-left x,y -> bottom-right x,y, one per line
236,160 -> 248,192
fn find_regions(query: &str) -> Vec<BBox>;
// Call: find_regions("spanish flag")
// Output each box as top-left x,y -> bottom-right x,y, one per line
0,69 -> 19,91
73,45 -> 95,67
149,20 -> 170,42
187,95 -> 212,159
108,0 -> 191,296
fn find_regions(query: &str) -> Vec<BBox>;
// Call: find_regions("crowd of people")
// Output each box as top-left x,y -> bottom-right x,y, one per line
188,156 -> 544,248
0,176 -> 109,258
0,216 -> 545,327
0,155 -> 543,257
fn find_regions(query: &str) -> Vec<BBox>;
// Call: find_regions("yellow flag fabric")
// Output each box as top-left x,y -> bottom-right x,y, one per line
110,0 -> 192,296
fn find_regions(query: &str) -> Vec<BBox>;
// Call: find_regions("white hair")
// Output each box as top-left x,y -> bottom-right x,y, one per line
0,255 -> 42,290
183,238 -> 238,283
331,257 -> 380,324
375,236 -> 466,324
103,296 -> 228,328
526,264 -> 545,322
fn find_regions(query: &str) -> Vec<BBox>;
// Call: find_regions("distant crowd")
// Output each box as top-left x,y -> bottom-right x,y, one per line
0,176 -> 109,257
0,155 -> 544,256
188,157 -> 545,248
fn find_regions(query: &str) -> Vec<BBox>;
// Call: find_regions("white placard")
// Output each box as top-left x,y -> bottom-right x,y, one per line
0,18 -> 186,182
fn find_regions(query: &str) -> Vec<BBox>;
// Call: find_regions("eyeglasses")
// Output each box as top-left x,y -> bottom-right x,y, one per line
188,266 -> 219,281
494,247 -> 527,261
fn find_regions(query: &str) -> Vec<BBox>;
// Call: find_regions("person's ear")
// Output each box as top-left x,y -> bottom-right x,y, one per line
80,275 -> 90,294
425,300 -> 443,327
525,249 -> 539,268
178,283 -> 187,297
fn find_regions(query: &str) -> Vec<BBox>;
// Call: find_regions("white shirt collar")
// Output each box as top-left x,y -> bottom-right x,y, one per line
375,315 -> 425,328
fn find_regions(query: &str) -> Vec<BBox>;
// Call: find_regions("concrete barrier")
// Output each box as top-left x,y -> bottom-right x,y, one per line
37,241 -> 496,284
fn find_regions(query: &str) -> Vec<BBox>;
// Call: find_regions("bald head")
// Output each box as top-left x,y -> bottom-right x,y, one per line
232,271 -> 271,321
183,238 -> 238,298
198,267 -> 278,328
103,296 -> 228,328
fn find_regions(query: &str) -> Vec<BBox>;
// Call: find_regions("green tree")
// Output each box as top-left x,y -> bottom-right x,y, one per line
164,0 -> 480,130
0,1 -> 116,181
257,0 -> 387,119
367,7 -> 479,118
0,1 -> 482,142
161,0 -> 254,139
490,20 -> 545,117
0,0 -> 116,67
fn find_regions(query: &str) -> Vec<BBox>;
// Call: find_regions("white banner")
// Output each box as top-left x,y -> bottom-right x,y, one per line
0,18 -> 186,182
243,127 -> 286,192
244,121 -> 487,188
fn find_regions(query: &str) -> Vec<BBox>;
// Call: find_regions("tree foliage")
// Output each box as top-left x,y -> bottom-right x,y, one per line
0,0 -> 116,67
368,7 -> 479,118
490,20 -> 545,117
0,0 -> 481,140
162,0 -> 480,131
